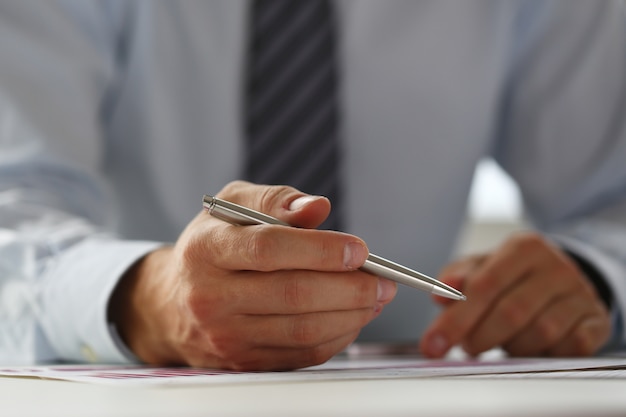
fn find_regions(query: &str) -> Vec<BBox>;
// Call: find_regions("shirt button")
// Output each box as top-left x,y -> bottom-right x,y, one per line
80,344 -> 98,362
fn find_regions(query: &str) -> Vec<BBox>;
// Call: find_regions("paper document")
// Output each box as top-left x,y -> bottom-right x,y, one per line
460,368 -> 626,379
1,353 -> 626,386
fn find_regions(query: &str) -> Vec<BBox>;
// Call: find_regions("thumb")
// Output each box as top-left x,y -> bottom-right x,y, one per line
286,194 -> 332,228
216,181 -> 331,229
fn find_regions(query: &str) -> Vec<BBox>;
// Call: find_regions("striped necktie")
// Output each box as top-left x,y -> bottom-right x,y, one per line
244,0 -> 343,230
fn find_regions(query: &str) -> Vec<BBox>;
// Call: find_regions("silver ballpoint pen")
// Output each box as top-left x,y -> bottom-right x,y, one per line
202,195 -> 466,301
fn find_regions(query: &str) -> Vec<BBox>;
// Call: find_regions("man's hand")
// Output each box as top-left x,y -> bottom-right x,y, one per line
420,232 -> 611,358
109,181 -> 397,370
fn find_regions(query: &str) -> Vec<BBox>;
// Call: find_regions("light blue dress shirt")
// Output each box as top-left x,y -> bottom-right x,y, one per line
1,0 -> 626,364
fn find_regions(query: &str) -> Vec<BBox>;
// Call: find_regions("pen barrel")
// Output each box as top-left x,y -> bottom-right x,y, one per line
203,195 -> 287,226
202,195 -> 464,301
360,259 -> 434,294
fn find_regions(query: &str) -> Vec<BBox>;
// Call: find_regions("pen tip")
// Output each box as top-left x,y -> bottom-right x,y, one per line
432,285 -> 466,301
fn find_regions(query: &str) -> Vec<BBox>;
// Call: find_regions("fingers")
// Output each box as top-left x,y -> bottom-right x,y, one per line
202,224 -> 369,272
214,308 -> 380,351
420,233 -> 611,358
213,270 -> 396,315
160,255 -> 396,370
128,181 -> 398,370
547,316 -> 611,357
176,270 -> 394,370
191,181 -> 369,273
503,293 -> 610,357
175,269 -> 391,370
181,181 -> 398,370
186,332 -> 361,371
421,237 -> 542,357
459,267 -> 575,355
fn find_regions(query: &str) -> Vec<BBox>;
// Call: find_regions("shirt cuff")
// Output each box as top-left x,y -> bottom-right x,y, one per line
40,238 -> 163,363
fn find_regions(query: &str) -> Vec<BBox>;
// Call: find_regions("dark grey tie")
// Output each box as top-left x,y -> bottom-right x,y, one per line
244,0 -> 343,230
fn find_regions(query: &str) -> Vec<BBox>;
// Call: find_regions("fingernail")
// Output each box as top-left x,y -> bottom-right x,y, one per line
344,242 -> 368,270
373,303 -> 383,315
289,195 -> 322,211
377,278 -> 396,302
426,333 -> 449,357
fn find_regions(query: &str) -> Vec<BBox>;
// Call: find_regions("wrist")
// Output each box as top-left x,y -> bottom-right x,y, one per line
108,245 -> 181,364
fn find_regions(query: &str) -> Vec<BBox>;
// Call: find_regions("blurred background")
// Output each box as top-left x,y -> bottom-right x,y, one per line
455,158 -> 526,257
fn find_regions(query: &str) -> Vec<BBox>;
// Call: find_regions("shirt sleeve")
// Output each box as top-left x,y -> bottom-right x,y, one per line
0,0 -> 156,364
494,1 -> 626,350
42,237 -> 163,363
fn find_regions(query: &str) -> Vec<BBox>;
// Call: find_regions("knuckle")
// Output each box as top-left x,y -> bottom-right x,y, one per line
498,300 -> 529,329
179,235 -> 206,267
508,232 -> 545,253
245,226 -> 276,267
178,226 -> 231,269
467,272 -> 499,297
350,275 -> 378,307
304,345 -> 333,367
568,329 -> 596,356
283,275 -> 311,309
290,315 -> 319,346
259,185 -> 294,212
184,285 -> 227,323
205,327 -> 250,366
534,317 -> 561,342
316,237 -> 339,266
551,262 -> 580,287
185,290 -> 213,320
216,181 -> 256,208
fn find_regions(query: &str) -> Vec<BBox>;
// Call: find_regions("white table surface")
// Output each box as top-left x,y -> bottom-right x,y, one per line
2,375 -> 626,417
